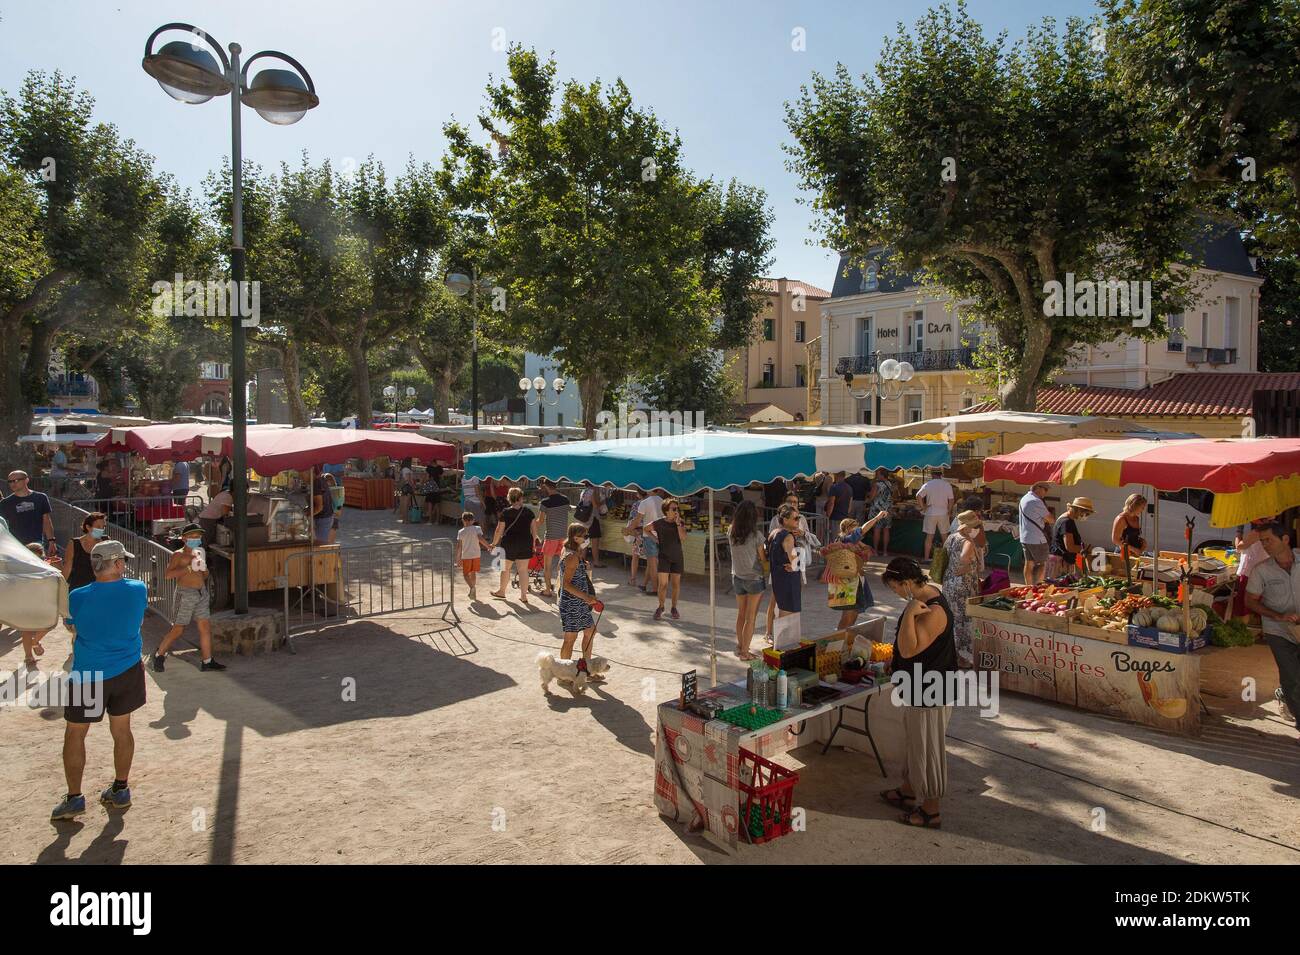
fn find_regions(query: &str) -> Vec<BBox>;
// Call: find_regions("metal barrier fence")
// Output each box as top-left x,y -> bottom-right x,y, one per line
50,497 -> 183,624
56,493 -> 205,528
281,538 -> 458,653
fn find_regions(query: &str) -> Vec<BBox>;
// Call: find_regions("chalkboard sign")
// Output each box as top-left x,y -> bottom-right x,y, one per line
681,669 -> 697,705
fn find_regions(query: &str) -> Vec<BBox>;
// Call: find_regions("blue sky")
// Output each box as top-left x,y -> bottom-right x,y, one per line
1,0 -> 1097,291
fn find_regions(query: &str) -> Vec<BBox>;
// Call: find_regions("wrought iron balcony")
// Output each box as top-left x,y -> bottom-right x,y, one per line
835,347 -> 974,377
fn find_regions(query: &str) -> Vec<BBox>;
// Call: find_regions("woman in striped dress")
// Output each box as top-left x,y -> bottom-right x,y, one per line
559,522 -> 601,669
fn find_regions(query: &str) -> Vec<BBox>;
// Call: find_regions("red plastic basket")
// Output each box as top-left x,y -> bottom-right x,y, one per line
737,748 -> 799,845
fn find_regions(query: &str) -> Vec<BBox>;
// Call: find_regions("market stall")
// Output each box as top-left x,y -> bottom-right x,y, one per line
655,617 -> 902,850
974,437 -> 1300,734
189,427 -> 456,605
865,412 -> 1158,563
465,430 -> 949,685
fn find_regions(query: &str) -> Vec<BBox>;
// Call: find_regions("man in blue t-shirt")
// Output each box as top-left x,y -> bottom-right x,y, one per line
1,470 -> 54,547
824,471 -> 853,525
52,540 -> 149,821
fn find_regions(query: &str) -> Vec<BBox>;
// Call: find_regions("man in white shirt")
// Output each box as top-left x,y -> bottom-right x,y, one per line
916,470 -> 954,562
1018,481 -> 1055,585
1244,521 -> 1300,734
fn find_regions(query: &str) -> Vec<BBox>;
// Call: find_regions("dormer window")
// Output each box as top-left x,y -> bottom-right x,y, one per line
861,262 -> 879,292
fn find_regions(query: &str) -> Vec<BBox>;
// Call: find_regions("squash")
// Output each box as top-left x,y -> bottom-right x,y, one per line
1157,615 -> 1182,633
1132,608 -> 1154,628
1189,607 -> 1208,632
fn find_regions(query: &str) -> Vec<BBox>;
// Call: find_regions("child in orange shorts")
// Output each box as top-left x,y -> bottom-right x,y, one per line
455,511 -> 491,601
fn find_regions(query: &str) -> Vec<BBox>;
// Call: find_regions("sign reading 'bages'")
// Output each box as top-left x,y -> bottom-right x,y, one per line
972,617 -> 1201,735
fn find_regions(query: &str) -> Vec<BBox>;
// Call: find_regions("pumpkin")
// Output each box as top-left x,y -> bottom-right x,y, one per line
1157,615 -> 1182,633
1132,608 -> 1154,628
1189,607 -> 1208,633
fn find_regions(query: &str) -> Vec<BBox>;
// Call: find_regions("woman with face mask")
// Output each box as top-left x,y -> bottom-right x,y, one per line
63,511 -> 108,593
939,511 -> 986,668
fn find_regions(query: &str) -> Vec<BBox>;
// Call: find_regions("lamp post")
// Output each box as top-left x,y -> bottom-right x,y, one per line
843,357 -> 915,403
143,23 -> 318,614
446,269 -> 495,428
383,385 -> 415,423
519,374 -> 566,414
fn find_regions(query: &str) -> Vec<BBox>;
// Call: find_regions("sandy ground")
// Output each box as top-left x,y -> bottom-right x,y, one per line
3,506 -> 1298,865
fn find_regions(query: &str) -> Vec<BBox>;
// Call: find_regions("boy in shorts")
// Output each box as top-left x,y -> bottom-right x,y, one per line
153,523 -> 226,672
455,511 -> 491,601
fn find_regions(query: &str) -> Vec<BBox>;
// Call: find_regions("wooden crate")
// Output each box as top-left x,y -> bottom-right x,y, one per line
967,596 -> 1017,625
1069,617 -> 1130,645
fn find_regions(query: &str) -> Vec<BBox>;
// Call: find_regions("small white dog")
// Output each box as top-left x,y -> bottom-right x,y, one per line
538,652 -> 610,697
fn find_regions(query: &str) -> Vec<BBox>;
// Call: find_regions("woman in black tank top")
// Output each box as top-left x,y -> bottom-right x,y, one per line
64,511 -> 107,592
878,557 -> 957,830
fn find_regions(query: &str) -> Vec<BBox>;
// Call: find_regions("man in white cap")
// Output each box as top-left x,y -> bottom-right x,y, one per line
51,540 -> 148,821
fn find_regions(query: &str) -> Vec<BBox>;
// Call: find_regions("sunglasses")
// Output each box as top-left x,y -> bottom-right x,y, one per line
8,477 -> 25,484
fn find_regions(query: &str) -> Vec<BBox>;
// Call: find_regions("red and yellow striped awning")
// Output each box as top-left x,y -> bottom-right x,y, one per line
983,438 -> 1300,527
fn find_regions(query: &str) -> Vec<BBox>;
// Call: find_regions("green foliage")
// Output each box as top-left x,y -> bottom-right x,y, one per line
637,350 -> 741,425
441,46 -> 772,433
785,4 -> 1197,410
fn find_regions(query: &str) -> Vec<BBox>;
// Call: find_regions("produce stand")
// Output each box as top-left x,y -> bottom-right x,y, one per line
978,437 -> 1300,734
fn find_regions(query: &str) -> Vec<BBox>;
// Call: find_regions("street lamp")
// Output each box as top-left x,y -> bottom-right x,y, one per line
446,269 -> 495,428
143,22 -> 318,614
383,385 -> 415,423
520,375 -> 566,409
843,357 -> 915,402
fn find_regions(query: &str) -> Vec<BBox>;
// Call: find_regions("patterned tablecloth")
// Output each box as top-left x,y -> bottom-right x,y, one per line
654,678 -> 882,851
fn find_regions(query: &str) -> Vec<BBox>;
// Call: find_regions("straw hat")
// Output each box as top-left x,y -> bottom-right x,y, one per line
1068,496 -> 1095,514
956,509 -> 983,530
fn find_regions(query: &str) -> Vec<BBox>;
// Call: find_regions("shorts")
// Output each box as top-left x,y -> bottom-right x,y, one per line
314,516 -> 334,541
461,557 -> 481,575
1023,542 -> 1049,564
642,536 -> 660,559
588,516 -> 602,539
732,575 -> 767,595
542,539 -> 565,558
64,661 -> 146,724
850,500 -> 866,522
174,585 -> 210,625
658,555 -> 684,576
922,513 -> 947,536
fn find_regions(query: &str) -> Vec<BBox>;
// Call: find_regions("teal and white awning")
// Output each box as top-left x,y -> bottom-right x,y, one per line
463,431 -> 949,495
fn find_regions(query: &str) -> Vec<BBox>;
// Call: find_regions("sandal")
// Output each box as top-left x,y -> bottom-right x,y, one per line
900,807 -> 941,828
880,788 -> 915,809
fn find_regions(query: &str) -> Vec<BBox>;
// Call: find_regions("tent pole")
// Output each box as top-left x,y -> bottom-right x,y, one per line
709,493 -> 717,687
1151,489 -> 1159,597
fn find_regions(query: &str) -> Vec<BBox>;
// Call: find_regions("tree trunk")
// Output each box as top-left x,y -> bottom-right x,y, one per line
280,337 -> 312,428
0,327 -> 35,470
579,372 -> 607,439
1000,319 -> 1051,411
433,367 -> 454,425
348,337 -> 373,429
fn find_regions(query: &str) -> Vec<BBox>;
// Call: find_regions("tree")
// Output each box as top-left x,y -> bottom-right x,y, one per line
637,349 -> 741,425
1104,0 -> 1300,229
406,279 -> 473,424
785,4 -> 1197,410
441,47 -> 772,435
1,71 -> 165,450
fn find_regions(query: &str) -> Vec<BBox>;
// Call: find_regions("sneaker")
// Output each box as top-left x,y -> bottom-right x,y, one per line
201,658 -> 227,672
100,786 -> 131,811
654,607 -> 664,621
152,653 -> 165,672
670,607 -> 680,620
51,794 -> 86,821
1277,687 -> 1294,721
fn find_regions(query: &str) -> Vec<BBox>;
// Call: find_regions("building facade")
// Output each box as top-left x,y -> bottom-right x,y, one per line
728,277 -> 830,421
819,224 -> 1263,428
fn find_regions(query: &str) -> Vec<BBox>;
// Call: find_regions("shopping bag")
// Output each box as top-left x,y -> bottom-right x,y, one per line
773,612 -> 802,650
